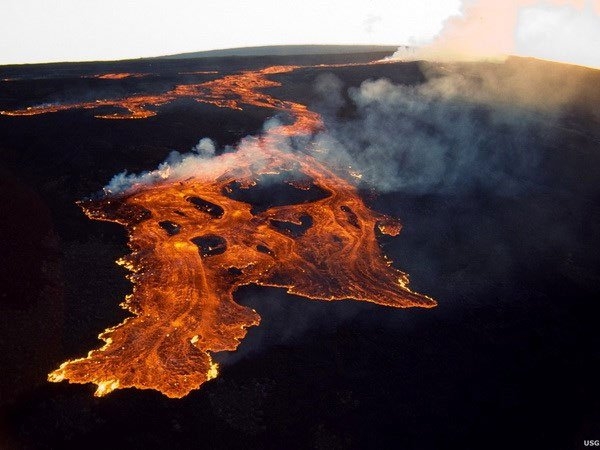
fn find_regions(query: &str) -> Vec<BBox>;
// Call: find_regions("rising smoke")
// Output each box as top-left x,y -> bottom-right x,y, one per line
105,56 -> 597,201
102,1 -> 600,197
390,0 -> 600,69
311,58 -> 596,196
104,125 -> 296,195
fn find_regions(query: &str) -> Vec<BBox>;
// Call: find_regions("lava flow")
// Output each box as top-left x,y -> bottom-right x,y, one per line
0,65 -> 320,122
45,62 -> 436,398
86,73 -> 149,80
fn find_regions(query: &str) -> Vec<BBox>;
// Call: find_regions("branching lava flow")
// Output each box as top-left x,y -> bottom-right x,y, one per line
39,62 -> 436,398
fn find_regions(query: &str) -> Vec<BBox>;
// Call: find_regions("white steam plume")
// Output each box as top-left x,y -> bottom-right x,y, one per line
103,123 -> 295,196
389,0 -> 600,69
310,58 -> 600,196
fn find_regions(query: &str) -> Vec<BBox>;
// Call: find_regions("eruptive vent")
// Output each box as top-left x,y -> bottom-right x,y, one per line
42,61 -> 436,398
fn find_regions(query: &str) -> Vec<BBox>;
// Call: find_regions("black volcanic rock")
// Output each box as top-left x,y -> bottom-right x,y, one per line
0,52 -> 599,449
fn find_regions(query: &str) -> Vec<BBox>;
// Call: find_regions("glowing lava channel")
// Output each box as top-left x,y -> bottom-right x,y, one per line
0,66 -> 320,121
42,62 -> 436,398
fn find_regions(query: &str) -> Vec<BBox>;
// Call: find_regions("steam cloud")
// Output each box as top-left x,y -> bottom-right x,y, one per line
311,64 -> 574,196
101,2 -> 600,198
105,126 -> 303,196
105,59 -> 594,201
390,0 -> 600,69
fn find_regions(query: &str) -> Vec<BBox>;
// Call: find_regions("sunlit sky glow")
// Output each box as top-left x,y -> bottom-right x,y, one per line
0,0 -> 461,65
1,0 -> 599,68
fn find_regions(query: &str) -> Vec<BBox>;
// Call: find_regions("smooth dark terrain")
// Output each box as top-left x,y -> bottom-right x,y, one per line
1,50 -> 599,449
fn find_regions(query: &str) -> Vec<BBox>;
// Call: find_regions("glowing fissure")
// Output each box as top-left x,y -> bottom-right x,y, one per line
39,62 -> 436,398
0,65 -> 319,121
88,73 -> 149,80
0,61 -> 387,121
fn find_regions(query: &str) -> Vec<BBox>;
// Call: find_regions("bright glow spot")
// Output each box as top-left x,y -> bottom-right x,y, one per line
94,379 -> 120,396
206,362 -> 219,381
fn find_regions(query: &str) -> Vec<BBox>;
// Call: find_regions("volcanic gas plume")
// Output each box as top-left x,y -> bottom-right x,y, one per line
390,0 -> 600,69
39,63 -> 436,398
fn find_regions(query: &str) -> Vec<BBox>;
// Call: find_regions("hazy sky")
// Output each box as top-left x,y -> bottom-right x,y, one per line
0,0 -> 462,64
2,0 -> 599,67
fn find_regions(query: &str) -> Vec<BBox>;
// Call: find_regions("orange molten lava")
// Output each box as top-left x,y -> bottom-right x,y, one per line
178,71 -> 220,75
45,62 -> 436,398
90,73 -> 148,80
0,66 -> 321,123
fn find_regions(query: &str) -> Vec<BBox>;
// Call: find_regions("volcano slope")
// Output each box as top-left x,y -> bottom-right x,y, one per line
0,51 -> 599,449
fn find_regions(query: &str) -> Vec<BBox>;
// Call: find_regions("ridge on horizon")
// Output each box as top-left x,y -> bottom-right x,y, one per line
157,44 -> 401,59
0,44 -> 404,68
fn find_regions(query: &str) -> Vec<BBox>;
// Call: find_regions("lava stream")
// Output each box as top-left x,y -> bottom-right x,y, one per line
43,61 -> 436,398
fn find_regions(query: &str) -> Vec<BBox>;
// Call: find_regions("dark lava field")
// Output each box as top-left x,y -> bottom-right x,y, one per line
1,50 -> 599,449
